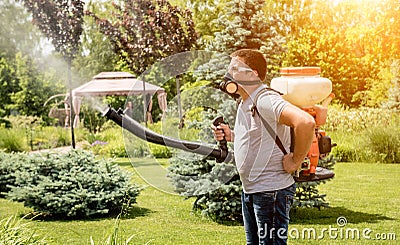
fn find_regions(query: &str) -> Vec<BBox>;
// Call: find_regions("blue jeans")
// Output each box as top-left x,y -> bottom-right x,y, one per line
241,184 -> 296,245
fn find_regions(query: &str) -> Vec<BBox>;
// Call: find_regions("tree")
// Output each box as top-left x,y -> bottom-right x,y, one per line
73,1 -> 120,84
18,0 -> 84,61
18,0 -> 85,148
373,0 -> 400,60
171,0 -> 229,48
384,60 -> 400,111
207,0 -> 285,80
0,0 -> 42,59
86,0 -> 198,76
8,53 -> 65,122
0,55 -> 18,117
280,0 -> 386,106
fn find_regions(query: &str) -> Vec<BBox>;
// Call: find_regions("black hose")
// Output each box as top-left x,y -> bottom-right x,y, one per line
103,107 -> 233,163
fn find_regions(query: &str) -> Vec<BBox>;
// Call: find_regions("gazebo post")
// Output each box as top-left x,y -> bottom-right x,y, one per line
176,77 -> 182,121
142,79 -> 147,126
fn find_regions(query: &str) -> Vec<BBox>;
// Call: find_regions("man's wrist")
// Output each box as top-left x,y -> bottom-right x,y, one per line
292,154 -> 306,165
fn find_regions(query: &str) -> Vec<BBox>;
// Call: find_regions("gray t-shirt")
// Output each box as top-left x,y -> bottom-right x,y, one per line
234,85 -> 294,193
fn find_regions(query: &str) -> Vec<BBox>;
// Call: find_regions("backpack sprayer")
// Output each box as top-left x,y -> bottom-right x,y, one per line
270,67 -> 335,180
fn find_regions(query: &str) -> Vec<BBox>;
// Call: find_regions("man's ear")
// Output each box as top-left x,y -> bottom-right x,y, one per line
253,70 -> 259,78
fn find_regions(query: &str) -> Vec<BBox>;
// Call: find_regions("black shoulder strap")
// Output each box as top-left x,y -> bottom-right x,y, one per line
250,88 -> 288,155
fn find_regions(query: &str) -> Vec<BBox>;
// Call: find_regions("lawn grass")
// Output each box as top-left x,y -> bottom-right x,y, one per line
0,159 -> 399,244
289,162 -> 399,244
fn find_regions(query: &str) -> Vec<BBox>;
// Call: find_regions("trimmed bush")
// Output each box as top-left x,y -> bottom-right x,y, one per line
4,150 -> 142,219
0,151 -> 28,197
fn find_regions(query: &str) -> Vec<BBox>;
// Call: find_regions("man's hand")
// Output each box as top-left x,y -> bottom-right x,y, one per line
283,153 -> 304,174
211,123 -> 233,142
280,104 -> 316,174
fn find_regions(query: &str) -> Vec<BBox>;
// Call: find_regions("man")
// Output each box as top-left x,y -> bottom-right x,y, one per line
212,49 -> 315,244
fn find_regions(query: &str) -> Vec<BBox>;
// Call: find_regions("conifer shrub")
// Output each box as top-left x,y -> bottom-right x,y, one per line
168,152 -> 336,221
168,153 -> 242,221
3,150 -> 142,219
293,156 -> 336,209
0,151 -> 28,197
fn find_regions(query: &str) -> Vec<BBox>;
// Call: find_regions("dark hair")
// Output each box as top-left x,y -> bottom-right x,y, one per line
230,49 -> 267,81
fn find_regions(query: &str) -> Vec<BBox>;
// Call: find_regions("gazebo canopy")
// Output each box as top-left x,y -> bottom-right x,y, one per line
72,71 -> 165,96
71,71 -> 167,127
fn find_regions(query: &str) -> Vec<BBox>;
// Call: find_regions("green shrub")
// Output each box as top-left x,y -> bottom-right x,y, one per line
37,126 -> 71,148
0,151 -> 27,197
0,118 -> 11,128
5,150 -> 142,219
87,127 -> 128,158
87,126 -> 155,158
325,106 -> 400,163
0,123 -> 89,152
0,128 -> 28,152
148,143 -> 172,158
328,130 -> 363,162
365,125 -> 400,163
331,144 -> 359,162
0,215 -> 48,245
168,153 -> 241,221
168,152 -> 337,221
6,115 -> 43,129
124,137 -> 150,158
325,106 -> 399,132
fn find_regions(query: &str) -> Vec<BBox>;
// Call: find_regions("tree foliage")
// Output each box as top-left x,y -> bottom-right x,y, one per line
17,0 -> 84,61
86,0 -> 198,75
374,0 -> 400,60
207,0 -> 285,77
0,55 -> 17,117
0,52 -> 65,121
73,1 -> 120,84
384,60 -> 400,111
172,0 -> 229,47
282,28 -> 382,106
0,0 -> 43,59
279,0 -> 399,107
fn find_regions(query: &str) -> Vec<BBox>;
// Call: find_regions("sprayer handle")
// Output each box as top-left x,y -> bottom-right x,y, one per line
212,116 -> 228,151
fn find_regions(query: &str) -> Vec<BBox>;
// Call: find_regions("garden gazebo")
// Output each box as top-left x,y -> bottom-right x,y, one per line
71,71 -> 167,127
